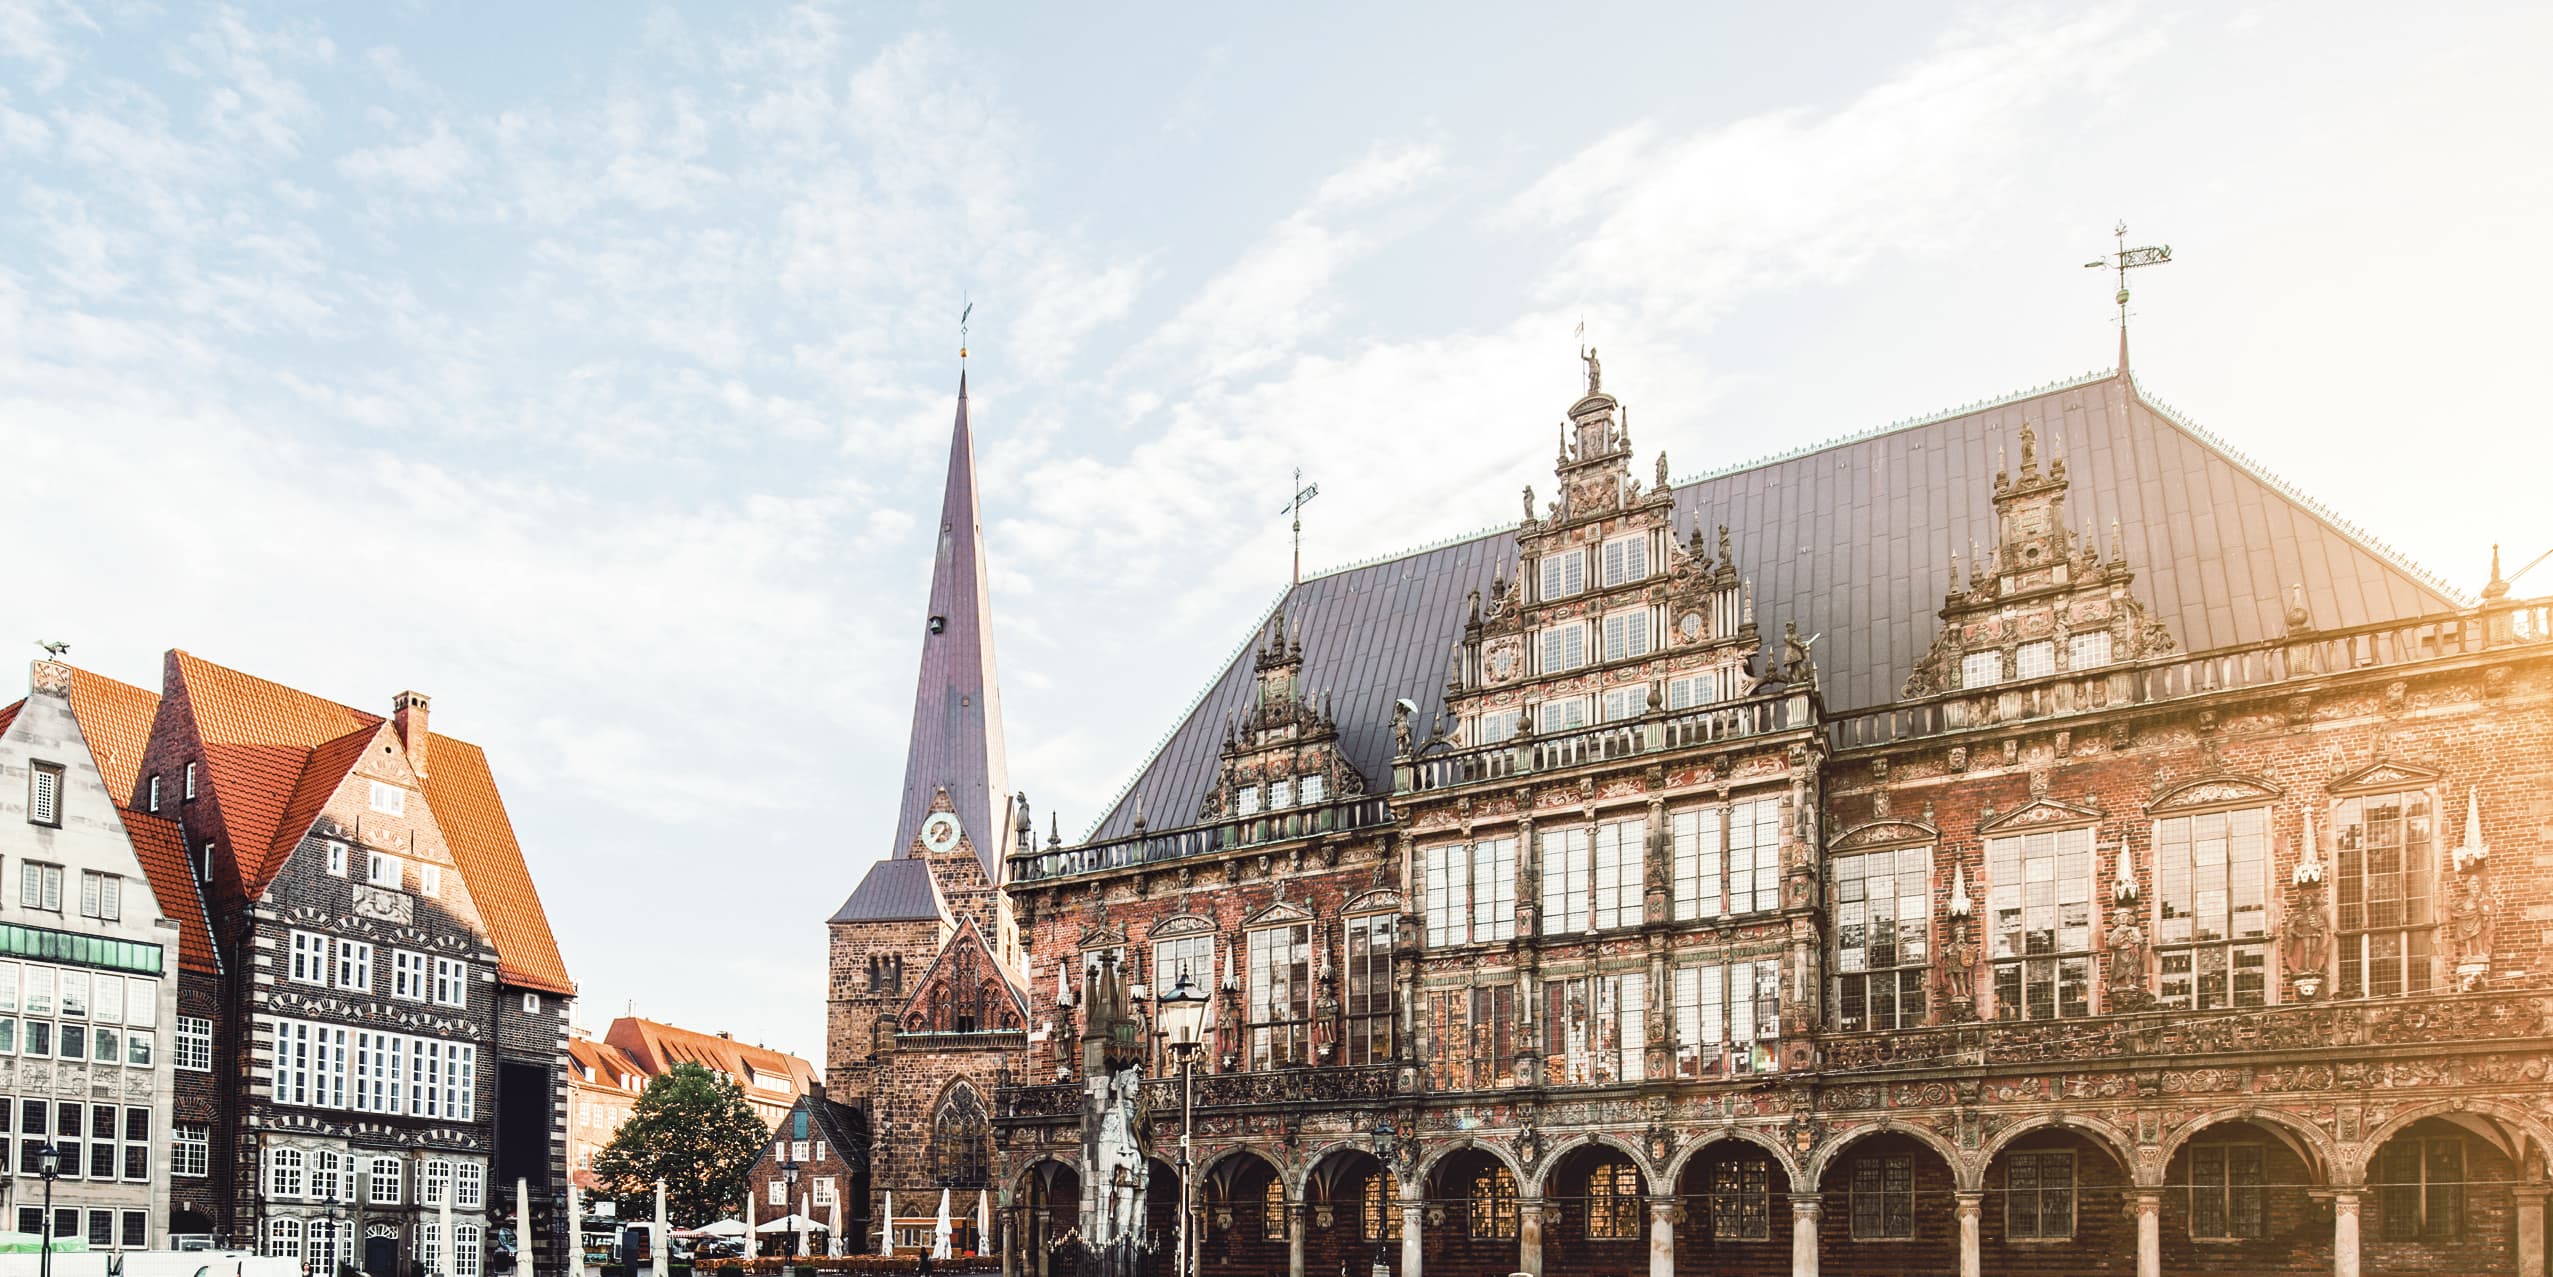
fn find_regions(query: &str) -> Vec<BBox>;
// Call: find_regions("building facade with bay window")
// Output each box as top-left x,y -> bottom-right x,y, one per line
991,352 -> 2553,1277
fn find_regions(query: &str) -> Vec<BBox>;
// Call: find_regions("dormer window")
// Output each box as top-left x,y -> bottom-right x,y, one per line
1539,549 -> 1586,601
1267,778 -> 1294,809
1298,774 -> 1326,805
1236,786 -> 1261,817
1961,651 -> 2003,689
1600,535 -> 1648,587
2069,631 -> 2112,669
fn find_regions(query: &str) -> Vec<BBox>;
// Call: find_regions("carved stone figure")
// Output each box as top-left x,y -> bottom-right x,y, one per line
1391,701 -> 1414,756
1655,450 -> 1670,489
2447,870 -> 2498,970
2283,882 -> 2330,979
1781,621 -> 1819,688
1944,932 -> 1979,1007
1580,345 -> 1602,395
2105,913 -> 2148,998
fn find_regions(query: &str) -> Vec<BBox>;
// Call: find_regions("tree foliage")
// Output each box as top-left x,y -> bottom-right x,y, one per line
592,1062 -> 772,1225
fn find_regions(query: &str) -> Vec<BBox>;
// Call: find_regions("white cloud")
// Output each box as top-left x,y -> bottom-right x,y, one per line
337,117 -> 472,191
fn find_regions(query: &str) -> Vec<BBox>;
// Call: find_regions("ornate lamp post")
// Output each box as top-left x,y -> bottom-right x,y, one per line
1158,971 -> 1214,1277
1368,1121 -> 1397,1277
36,1143 -> 60,1277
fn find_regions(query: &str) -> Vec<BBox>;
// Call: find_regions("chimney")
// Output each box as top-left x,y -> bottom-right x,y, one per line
393,690 -> 432,776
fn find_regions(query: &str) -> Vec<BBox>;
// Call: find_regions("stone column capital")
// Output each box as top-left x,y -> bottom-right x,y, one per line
1787,1193 -> 1823,1217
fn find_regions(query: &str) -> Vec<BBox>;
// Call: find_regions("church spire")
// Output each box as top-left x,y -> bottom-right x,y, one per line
890,372 -> 1012,881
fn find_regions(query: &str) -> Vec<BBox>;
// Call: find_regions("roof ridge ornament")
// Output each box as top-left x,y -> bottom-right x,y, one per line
2084,220 -> 2173,377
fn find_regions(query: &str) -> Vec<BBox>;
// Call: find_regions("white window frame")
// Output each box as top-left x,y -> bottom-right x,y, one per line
369,782 -> 404,815
268,1148 -> 306,1200
1538,827 -> 1591,935
1961,649 -> 2004,689
369,1157 -> 403,1205
420,865 -> 441,898
366,852 -> 403,889
2068,631 -> 2112,669
326,842 -> 348,877
1600,686 -> 1648,722
175,1016 -> 213,1071
456,1162 -> 484,1209
335,941 -> 374,992
1591,817 -> 1645,930
173,1124 -> 209,1177
79,871 -> 121,922
1600,534 -> 1649,587
1601,610 -> 1652,663
2016,640 -> 2056,680
147,775 -> 161,813
1298,773 -> 1326,805
1671,959 -> 1781,1079
1533,696 -> 1591,733
1234,785 -> 1260,816
1539,548 -> 1586,601
432,958 -> 468,1008
29,762 -> 63,827
393,951 -> 429,1002
288,932 -> 329,985
1539,622 -> 1588,674
1472,708 -> 1521,746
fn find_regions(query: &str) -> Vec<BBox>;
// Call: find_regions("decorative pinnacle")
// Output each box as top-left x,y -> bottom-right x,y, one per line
2293,808 -> 2325,886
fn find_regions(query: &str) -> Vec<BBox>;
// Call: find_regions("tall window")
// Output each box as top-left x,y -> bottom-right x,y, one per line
2003,1151 -> 2075,1240
1832,847 -> 1929,1031
27,763 -> 63,827
1600,611 -> 1652,662
1704,1153 -> 1773,1241
173,1124 -> 209,1177
175,1017 -> 212,1071
1540,829 -> 1591,934
20,863 -> 62,912
931,1086 -> 989,1189
2186,1143 -> 2265,1240
2335,790 -> 2436,998
1583,1163 -> 1643,1239
1153,933 -> 1212,994
1262,1182 -> 1287,1240
2154,808 -> 2270,1009
78,872 -> 120,921
289,932 -> 328,985
1988,827 -> 2094,1020
1540,549 -> 1586,600
1671,961 -> 1778,1078
1847,1156 -> 1914,1240
265,1218 -> 302,1259
1593,818 -> 1643,930
2376,1137 -> 2463,1241
1540,623 -> 1589,674
1359,1174 -> 1402,1240
1543,973 -> 1644,1085
268,1148 -> 306,1199
1424,985 -> 1514,1090
335,941 -> 374,992
1467,1166 -> 1518,1238
1670,799 -> 1781,919
1425,838 -> 1515,947
1246,924 -> 1313,1069
1600,534 -> 1649,586
1342,913 -> 1394,1065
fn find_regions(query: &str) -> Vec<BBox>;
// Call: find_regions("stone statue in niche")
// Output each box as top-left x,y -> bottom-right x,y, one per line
2104,912 -> 2151,1010
2446,870 -> 2499,979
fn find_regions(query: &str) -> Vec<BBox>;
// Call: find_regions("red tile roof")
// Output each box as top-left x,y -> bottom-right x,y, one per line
603,1017 -> 818,1096
63,667 -> 164,804
168,650 -> 573,994
123,810 -> 219,975
567,1036 -> 647,1093
423,736 -> 575,994
0,700 -> 19,740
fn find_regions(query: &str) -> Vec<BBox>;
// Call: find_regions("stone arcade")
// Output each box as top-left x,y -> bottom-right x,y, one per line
990,351 -> 2553,1277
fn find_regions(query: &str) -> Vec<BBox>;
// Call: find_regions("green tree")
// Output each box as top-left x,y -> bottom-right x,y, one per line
592,1062 -> 772,1226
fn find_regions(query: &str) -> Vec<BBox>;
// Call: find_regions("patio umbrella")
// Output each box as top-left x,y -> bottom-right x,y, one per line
976,1191 -> 989,1257
753,1215 -> 825,1234
692,1220 -> 750,1239
745,1182 -> 757,1260
932,1190 -> 952,1260
878,1191 -> 893,1256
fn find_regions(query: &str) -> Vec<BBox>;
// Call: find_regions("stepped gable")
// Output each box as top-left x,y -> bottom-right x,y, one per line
1085,370 -> 2462,840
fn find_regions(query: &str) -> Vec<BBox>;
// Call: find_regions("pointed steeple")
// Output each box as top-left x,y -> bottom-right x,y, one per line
890,372 -> 1012,880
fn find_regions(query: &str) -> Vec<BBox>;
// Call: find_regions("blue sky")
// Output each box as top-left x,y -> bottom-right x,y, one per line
5,1 -> 2548,1060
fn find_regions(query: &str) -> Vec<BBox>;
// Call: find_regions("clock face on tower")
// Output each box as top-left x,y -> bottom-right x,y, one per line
920,811 -> 963,854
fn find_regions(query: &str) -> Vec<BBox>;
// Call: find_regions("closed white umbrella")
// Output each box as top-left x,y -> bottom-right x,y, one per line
878,1191 -> 893,1256
745,1181 -> 758,1260
975,1190 -> 989,1258
827,1197 -> 842,1257
566,1180 -> 587,1277
932,1190 -> 952,1261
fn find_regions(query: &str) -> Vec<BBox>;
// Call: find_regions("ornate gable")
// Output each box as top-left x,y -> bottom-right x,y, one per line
1979,796 -> 2101,835
1242,899 -> 1314,927
1194,615 -> 1370,822
900,916 -> 1026,1035
2148,775 -> 2285,814
1903,420 -> 2177,698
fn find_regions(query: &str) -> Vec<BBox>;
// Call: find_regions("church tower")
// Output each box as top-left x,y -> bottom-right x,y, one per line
824,372 -> 1029,1094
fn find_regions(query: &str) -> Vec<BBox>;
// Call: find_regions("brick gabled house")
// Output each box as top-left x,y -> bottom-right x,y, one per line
39,651 -> 575,1277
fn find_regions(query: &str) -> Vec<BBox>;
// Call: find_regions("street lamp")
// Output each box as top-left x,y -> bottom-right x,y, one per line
1157,971 -> 1213,1277
36,1143 -> 60,1277
780,1160 -> 800,1262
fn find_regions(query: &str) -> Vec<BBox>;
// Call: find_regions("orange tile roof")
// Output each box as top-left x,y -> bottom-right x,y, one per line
123,810 -> 219,975
567,1036 -> 647,1093
423,736 -> 576,994
603,1017 -> 818,1095
169,650 -> 574,995
0,700 -> 19,740
63,667 -> 164,804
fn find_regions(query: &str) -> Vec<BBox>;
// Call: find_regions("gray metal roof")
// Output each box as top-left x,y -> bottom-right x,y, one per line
1086,370 -> 2463,841
827,855 -> 946,924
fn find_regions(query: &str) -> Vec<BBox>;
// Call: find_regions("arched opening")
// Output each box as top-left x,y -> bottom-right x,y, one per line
2364,1115 -> 2521,1274
1813,1130 -> 1956,1276
2159,1117 -> 2327,1276
1422,1147 -> 1519,1277
1199,1149 -> 1285,1273
1304,1147 -> 1400,1277
1543,1141 -> 1649,1277
1674,1138 -> 1789,1275
1980,1128 -> 2135,1273
933,1083 -> 991,1190
1019,1161 -> 1082,1277
1143,1156 -> 1185,1267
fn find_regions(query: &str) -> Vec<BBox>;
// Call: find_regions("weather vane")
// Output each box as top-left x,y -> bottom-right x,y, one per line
960,296 -> 973,362
2084,221 -> 2171,372
1280,466 -> 1320,587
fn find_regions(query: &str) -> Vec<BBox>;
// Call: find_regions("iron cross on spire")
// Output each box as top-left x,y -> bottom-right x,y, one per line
2084,220 -> 2172,374
1280,466 -> 1320,587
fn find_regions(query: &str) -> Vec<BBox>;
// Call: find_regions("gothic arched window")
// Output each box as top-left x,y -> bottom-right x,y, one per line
931,1085 -> 990,1188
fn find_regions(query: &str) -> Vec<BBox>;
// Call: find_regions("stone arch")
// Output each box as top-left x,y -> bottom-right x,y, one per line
1662,1127 -> 1805,1192
1012,1153 -> 1078,1196
1295,1139 -> 1392,1200
930,1077 -> 992,1189
1528,1132 -> 1655,1197
1977,1113 -> 2144,1186
2156,1106 -> 2338,1185
1196,1142 -> 1287,1191
1416,1137 -> 1527,1189
1806,1119 -> 1971,1192
2354,1097 -> 2553,1184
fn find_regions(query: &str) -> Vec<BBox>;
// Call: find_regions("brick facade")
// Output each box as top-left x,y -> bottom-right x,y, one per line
988,368 -> 2553,1277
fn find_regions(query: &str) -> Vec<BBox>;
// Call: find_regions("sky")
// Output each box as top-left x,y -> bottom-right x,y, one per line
4,1 -> 2548,1063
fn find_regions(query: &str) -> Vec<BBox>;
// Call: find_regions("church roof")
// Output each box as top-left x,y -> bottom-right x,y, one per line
828,855 -> 947,924
883,372 -> 1013,884
1084,369 -> 2463,841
